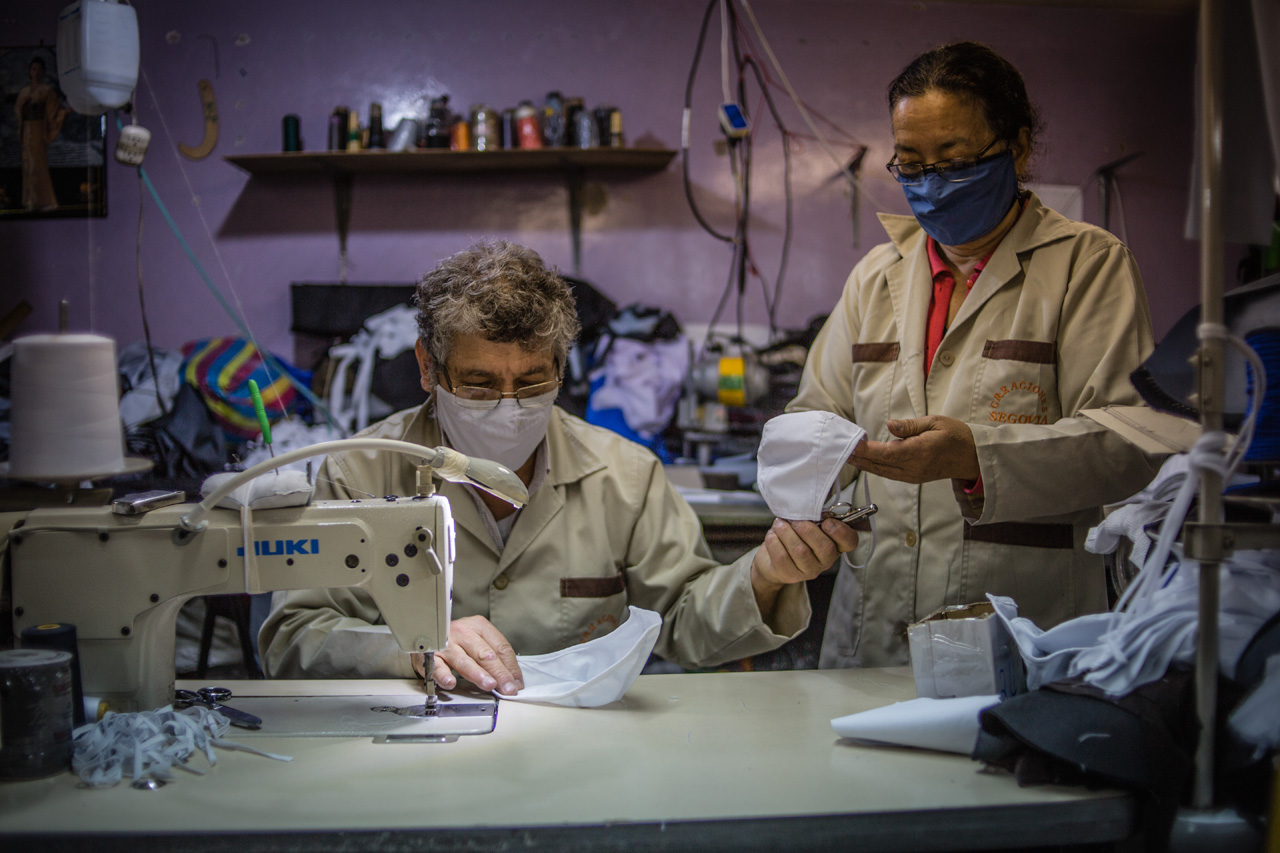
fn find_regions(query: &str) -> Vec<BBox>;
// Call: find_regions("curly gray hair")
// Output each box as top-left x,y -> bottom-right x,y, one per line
414,241 -> 580,379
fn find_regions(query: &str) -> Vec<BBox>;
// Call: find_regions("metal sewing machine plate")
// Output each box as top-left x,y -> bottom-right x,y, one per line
221,688 -> 498,742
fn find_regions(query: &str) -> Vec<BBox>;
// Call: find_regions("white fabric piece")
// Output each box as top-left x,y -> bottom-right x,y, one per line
327,305 -> 419,433
501,606 -> 661,708
434,385 -> 555,473
991,548 -> 1280,696
1069,549 -> 1280,690
589,336 -> 690,437
988,595 -> 1114,690
1228,654 -> 1280,759
72,705 -> 290,788
201,469 -> 313,510
1085,454 -> 1203,571
756,411 -> 866,521
1085,502 -> 1169,571
831,694 -> 999,755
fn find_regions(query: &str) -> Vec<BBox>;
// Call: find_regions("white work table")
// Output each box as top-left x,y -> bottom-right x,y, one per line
0,668 -> 1133,851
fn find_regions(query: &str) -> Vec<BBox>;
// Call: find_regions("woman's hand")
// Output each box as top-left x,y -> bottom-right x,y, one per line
850,416 -> 980,484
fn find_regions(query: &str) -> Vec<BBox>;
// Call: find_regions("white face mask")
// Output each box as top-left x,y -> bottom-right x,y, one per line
500,607 -> 662,707
756,411 -> 867,521
433,384 -> 556,472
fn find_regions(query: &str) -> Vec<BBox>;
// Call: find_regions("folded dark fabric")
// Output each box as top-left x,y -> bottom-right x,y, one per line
973,669 -> 1196,846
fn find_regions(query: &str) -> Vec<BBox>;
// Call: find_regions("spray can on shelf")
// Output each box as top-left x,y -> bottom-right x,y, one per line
328,106 -> 349,150
602,106 -> 623,147
420,96 -> 453,149
346,108 -> 361,152
573,106 -> 597,148
470,104 -> 500,151
500,107 -> 516,148
515,101 -> 542,150
367,102 -> 386,149
542,91 -> 566,147
450,116 -> 470,151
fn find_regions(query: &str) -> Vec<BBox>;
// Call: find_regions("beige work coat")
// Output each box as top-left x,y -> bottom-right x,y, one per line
259,405 -> 808,678
790,193 -> 1161,668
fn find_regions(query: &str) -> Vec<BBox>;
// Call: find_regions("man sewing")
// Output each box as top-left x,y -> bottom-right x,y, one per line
259,241 -> 858,694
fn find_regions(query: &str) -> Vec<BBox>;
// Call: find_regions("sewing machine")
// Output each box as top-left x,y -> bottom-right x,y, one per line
6,439 -> 527,717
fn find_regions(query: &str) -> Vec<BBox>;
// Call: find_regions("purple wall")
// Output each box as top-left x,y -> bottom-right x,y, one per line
4,0 -> 1204,362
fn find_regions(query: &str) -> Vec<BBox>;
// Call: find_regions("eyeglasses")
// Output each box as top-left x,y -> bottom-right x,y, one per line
440,367 -> 560,409
885,138 -> 1003,184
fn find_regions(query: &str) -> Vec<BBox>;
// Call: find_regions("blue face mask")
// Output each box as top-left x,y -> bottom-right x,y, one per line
899,152 -> 1020,246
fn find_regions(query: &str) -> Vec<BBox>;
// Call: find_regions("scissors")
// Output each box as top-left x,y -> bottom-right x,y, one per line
173,686 -> 262,730
823,502 -> 878,524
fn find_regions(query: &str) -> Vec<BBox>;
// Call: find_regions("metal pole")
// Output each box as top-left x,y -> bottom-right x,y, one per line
1193,0 -> 1225,812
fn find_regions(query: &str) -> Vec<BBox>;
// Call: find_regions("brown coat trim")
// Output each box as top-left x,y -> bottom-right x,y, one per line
963,521 -> 1074,549
560,572 -> 626,598
982,339 -> 1056,363
851,342 -> 901,363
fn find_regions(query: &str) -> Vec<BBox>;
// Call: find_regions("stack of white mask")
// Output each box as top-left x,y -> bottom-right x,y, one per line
756,411 -> 866,521
500,606 -> 661,708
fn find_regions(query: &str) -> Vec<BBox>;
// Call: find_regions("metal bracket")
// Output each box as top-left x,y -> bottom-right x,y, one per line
1183,521 -> 1280,561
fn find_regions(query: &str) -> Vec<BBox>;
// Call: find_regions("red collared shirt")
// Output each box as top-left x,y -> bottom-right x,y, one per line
924,237 -> 991,378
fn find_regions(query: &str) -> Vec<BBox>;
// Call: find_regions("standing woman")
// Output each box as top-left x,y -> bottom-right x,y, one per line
15,56 -> 67,212
790,42 -> 1161,668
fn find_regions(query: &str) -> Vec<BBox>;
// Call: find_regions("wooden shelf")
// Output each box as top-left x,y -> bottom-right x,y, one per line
224,147 -> 678,277
224,147 -> 677,177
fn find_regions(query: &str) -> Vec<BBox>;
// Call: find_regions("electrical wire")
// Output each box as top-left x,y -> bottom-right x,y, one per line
739,54 -> 791,334
737,0 -> 893,217
719,0 -> 733,105
135,166 -> 167,418
683,0 -> 735,243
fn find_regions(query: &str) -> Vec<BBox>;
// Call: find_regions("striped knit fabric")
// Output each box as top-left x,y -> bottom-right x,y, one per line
179,338 -> 310,442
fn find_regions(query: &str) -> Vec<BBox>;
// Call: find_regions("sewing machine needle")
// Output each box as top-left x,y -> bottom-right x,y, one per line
423,651 -> 439,714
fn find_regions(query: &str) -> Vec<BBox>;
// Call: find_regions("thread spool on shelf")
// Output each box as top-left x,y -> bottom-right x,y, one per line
282,114 -> 301,152
5,333 -> 151,482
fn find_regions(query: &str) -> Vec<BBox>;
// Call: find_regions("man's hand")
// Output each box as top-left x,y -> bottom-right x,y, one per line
850,416 -> 980,484
411,615 -> 524,696
750,518 -> 859,618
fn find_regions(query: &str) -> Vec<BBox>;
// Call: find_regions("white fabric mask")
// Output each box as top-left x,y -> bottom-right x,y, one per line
433,385 -> 555,472
499,607 -> 661,708
831,694 -> 999,755
756,411 -> 867,521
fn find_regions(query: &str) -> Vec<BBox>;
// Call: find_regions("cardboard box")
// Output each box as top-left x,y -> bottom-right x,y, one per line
907,601 -> 1026,700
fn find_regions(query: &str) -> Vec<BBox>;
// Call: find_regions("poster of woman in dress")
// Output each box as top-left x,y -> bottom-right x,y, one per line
1,45 -> 107,218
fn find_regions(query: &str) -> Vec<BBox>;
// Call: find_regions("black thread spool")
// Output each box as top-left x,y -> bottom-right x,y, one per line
282,114 -> 302,152
0,649 -> 75,780
21,622 -> 86,725
328,106 -> 350,151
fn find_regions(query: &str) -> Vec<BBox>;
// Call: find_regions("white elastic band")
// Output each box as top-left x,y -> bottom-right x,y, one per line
72,705 -> 291,788
841,475 -> 877,572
